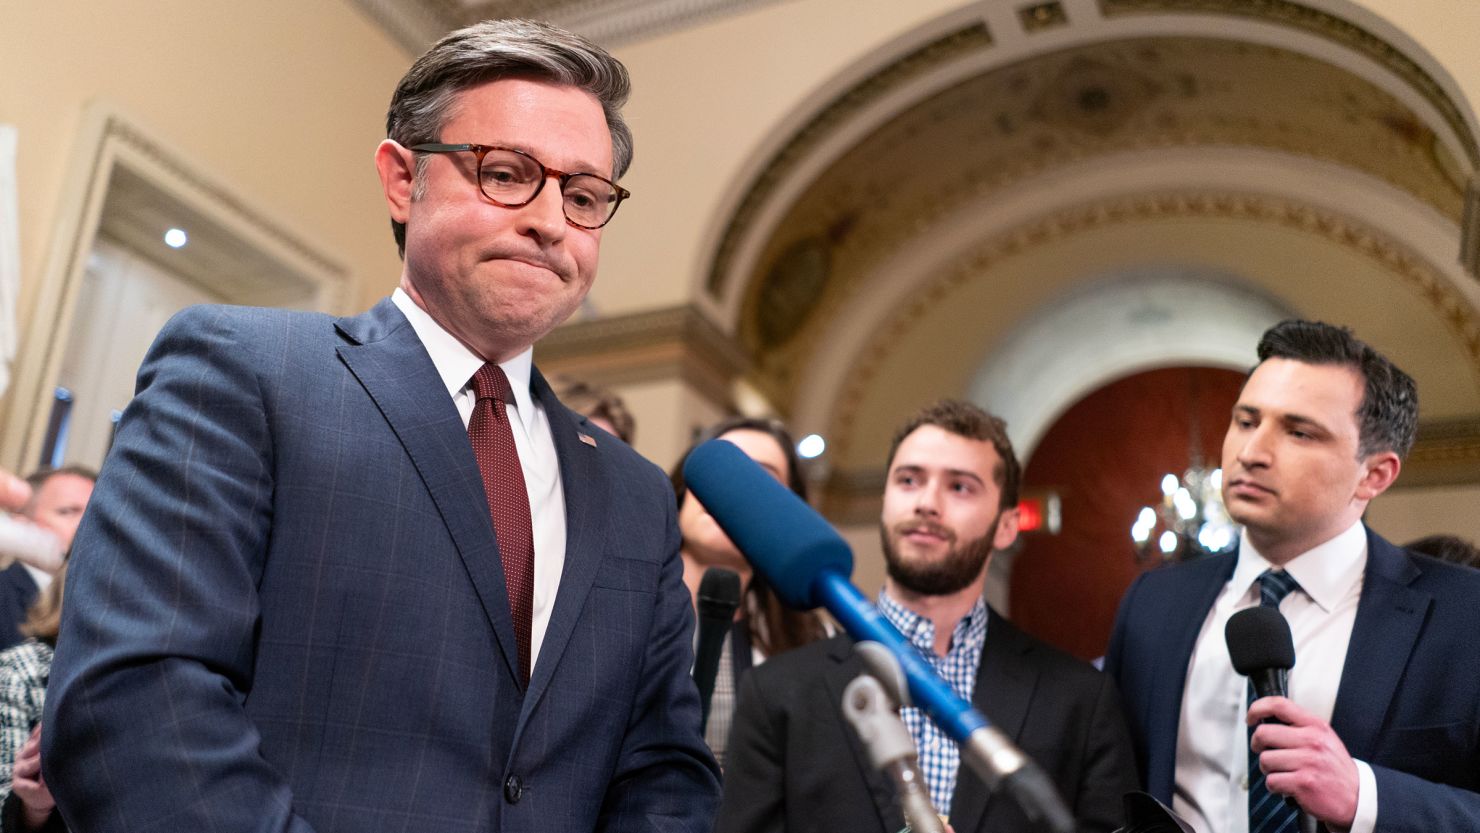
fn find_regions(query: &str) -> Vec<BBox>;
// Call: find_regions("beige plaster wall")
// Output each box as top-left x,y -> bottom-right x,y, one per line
1368,483 -> 1480,547
1,0 -> 409,359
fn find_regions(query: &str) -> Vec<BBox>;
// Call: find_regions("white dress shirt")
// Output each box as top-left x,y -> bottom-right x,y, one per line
391,288 -> 567,670
1174,519 -> 1378,833
22,562 -> 51,594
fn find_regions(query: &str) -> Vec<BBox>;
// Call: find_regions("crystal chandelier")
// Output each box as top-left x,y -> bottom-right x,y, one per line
1130,370 -> 1239,563
1131,465 -> 1237,562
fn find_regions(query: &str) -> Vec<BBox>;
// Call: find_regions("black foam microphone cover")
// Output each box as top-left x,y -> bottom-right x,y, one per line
694,567 -> 741,729
1225,605 -> 1295,700
697,567 -> 742,622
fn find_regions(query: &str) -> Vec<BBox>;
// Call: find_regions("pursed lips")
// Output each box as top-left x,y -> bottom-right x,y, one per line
482,246 -> 564,277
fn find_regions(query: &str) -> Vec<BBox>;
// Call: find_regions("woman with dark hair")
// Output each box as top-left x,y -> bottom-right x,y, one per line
0,562 -> 65,832
670,416 -> 829,766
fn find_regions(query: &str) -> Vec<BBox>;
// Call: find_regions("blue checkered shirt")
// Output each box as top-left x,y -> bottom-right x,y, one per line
876,589 -> 990,818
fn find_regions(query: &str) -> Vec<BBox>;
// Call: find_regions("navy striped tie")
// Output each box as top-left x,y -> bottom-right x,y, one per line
1249,569 -> 1302,833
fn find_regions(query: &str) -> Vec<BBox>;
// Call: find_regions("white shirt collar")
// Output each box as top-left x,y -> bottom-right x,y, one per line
1229,519 -> 1367,613
391,288 -> 538,434
21,562 -> 52,593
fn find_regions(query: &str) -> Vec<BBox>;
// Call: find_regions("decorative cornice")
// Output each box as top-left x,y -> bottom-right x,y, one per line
710,4 -> 1480,319
553,0 -> 791,46
705,21 -> 994,299
1100,0 -> 1480,168
536,304 -> 748,408
1399,416 -> 1480,488
821,190 -> 1480,465
349,0 -> 789,53
347,0 -> 450,55
1463,175 -> 1480,281
105,116 -> 349,286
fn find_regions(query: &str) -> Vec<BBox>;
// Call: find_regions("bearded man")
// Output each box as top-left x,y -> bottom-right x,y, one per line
715,399 -> 1138,833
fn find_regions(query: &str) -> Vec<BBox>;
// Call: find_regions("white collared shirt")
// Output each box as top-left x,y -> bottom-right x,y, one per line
22,563 -> 51,594
391,288 -> 567,670
1174,519 -> 1377,833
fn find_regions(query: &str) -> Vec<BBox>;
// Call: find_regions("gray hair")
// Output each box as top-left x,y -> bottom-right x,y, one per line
385,18 -> 633,255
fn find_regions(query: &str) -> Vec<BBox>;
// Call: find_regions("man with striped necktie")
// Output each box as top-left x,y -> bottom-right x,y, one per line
1108,320 -> 1480,833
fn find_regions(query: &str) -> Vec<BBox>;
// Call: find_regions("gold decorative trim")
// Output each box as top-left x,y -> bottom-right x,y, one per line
710,1 -> 1480,314
537,305 -> 748,409
1400,416 -> 1480,487
1020,2 -> 1070,33
821,191 -> 1480,465
705,22 -> 993,298
1463,175 -> 1480,281
1099,0 -> 1479,168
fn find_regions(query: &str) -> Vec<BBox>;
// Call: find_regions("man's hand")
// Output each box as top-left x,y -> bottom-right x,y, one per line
0,470 -> 29,513
12,724 -> 56,830
1248,696 -> 1359,828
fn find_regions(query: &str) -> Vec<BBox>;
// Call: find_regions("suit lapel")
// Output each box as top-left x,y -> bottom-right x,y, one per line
823,638 -> 905,833
1145,554 -> 1234,802
334,299 -> 521,686
1330,529 -> 1429,760
950,609 -> 1036,833
518,369 -> 611,720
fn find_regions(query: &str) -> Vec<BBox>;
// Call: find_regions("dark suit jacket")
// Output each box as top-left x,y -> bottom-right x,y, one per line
43,300 -> 720,832
0,564 -> 37,652
716,608 -> 1139,833
1106,526 -> 1480,832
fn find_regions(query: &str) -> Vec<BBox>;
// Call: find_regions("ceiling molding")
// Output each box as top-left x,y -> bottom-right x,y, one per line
350,0 -> 788,54
1100,0 -> 1479,167
1400,416 -> 1480,488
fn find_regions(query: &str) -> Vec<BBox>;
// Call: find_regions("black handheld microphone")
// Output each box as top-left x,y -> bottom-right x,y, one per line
1226,606 -> 1308,824
1225,606 -> 1295,706
694,566 -> 741,730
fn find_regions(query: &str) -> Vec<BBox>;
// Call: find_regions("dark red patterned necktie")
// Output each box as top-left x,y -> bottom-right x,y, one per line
468,363 -> 534,687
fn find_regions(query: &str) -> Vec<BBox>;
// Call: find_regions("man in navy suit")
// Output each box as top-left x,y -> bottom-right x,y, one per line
45,18 -> 718,832
1107,320 -> 1480,833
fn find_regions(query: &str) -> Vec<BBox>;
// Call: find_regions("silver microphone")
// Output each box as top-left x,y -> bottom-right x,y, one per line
843,643 -> 946,833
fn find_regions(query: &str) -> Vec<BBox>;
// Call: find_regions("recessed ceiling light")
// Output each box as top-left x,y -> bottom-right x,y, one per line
164,228 -> 188,249
797,433 -> 826,459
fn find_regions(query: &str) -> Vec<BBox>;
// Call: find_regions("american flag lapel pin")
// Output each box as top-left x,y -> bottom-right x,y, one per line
578,431 -> 597,447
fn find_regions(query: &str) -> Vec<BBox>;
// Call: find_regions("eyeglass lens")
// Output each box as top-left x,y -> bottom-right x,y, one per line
478,149 -> 620,228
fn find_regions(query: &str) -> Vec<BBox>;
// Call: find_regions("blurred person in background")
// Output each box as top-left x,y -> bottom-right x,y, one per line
669,416 -> 828,766
0,468 -> 93,651
1404,534 -> 1480,570
0,561 -> 67,832
0,475 -> 26,514
549,375 -> 635,444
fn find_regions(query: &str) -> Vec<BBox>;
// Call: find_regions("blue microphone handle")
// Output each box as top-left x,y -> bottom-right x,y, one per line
819,574 -> 1074,833
817,575 -> 986,739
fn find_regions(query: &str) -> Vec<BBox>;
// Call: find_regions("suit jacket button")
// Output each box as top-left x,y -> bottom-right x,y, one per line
504,774 -> 523,804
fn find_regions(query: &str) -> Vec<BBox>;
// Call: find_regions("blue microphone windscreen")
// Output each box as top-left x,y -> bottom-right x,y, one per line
683,439 -> 853,609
